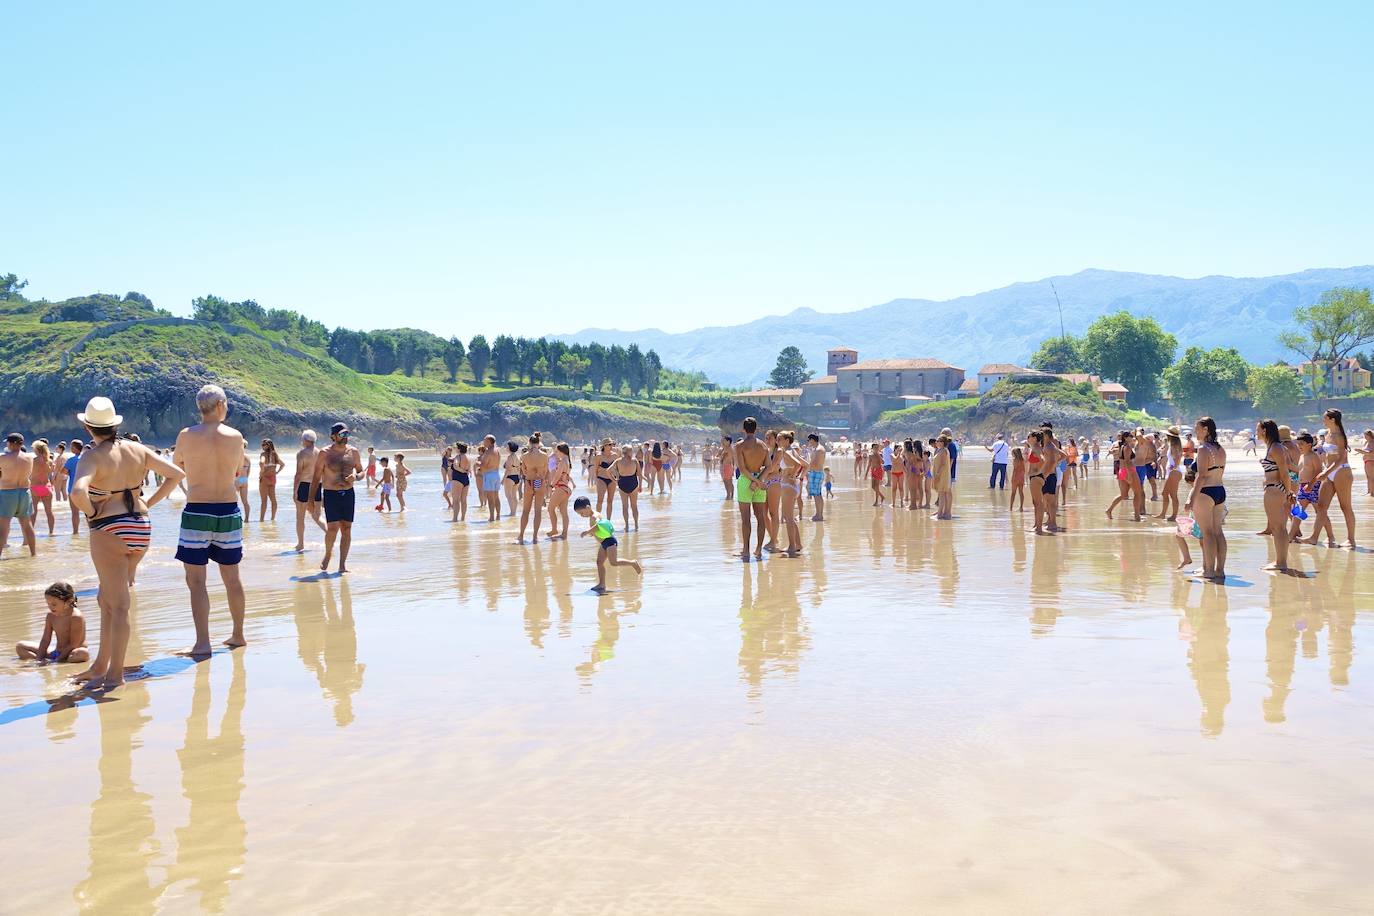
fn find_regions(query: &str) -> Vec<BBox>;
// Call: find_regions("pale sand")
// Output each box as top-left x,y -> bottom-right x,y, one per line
1,453 -> 1372,914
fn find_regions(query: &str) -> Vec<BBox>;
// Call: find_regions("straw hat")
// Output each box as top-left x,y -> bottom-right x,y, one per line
1166,425 -> 1182,437
77,396 -> 122,426
1278,424 -> 1293,441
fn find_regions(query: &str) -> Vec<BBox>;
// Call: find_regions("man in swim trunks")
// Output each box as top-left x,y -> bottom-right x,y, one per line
517,431 -> 549,544
0,433 -> 37,558
1134,427 -> 1159,507
173,384 -> 248,654
311,422 -> 363,573
292,429 -> 327,552
806,433 -> 827,522
734,417 -> 769,560
477,434 -> 502,521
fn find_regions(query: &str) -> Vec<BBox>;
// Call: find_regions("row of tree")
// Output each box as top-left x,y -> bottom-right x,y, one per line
185,293 -> 673,397
1030,287 -> 1374,414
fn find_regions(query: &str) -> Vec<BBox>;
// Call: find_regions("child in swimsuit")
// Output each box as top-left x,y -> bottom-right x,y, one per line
574,496 -> 643,592
15,581 -> 90,664
375,457 -> 394,512
1009,446 -> 1027,511
824,466 -> 833,498
394,454 -> 410,511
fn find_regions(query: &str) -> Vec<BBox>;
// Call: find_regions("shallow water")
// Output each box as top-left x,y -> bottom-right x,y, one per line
1,452 -> 1372,914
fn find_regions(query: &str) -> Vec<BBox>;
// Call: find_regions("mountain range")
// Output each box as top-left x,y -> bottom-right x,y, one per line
561,267 -> 1374,387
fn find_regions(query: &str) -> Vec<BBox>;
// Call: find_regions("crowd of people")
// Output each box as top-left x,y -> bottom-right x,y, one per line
4,382 -> 1374,692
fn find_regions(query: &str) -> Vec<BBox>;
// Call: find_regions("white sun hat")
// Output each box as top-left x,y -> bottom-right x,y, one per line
77,396 -> 123,426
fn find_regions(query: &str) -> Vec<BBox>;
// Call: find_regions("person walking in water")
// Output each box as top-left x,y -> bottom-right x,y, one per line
0,434 -> 37,559
517,432 -> 549,544
312,422 -> 363,573
173,385 -> 249,655
806,433 -> 827,521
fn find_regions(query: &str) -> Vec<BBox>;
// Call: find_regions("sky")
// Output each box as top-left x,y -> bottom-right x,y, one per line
5,1 -> 1373,338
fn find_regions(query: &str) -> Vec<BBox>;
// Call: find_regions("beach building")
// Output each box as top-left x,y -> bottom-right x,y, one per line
976,363 -> 1030,393
734,387 -> 802,412
1293,358 -> 1372,397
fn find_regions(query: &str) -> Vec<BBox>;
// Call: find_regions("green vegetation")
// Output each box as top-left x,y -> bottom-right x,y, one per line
876,397 -> 978,422
1246,364 -> 1303,414
985,378 -> 1104,411
1029,336 -> 1084,374
767,346 -> 813,388
1163,346 -> 1249,414
1278,287 -> 1374,402
1079,312 -> 1177,405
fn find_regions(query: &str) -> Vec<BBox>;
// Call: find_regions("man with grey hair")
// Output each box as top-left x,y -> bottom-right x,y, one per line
292,428 -> 327,551
172,384 -> 247,655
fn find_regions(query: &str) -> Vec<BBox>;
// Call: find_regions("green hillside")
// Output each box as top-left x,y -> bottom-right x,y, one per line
0,289 -> 712,444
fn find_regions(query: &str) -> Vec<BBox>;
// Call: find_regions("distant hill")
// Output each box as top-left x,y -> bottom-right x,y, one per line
561,267 -> 1374,387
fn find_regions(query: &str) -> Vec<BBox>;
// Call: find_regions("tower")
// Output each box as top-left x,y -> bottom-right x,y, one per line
827,347 -> 857,377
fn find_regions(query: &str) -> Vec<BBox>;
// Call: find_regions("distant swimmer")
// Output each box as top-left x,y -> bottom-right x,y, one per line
0,433 -> 37,558
292,429 -> 327,552
173,385 -> 247,654
312,422 -> 363,572
70,396 -> 183,687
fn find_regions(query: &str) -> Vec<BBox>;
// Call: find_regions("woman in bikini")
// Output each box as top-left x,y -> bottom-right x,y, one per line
595,440 -> 617,515
1305,407 -> 1358,548
258,438 -> 285,522
28,439 -> 56,537
777,431 -> 806,555
52,442 -> 68,503
1104,431 -> 1131,520
546,442 -> 575,538
1256,419 -> 1297,573
1008,444 -> 1026,511
889,439 -> 906,508
1186,416 -> 1228,582
867,442 -> 885,506
450,442 -> 471,522
903,439 -> 922,511
719,436 -> 735,500
610,444 -> 643,532
236,444 -> 252,519
502,442 -> 522,517
1154,426 -> 1184,522
1357,429 -> 1374,497
761,430 -> 785,551
69,396 -> 184,690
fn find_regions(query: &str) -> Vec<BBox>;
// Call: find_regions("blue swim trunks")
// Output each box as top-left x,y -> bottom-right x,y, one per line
482,469 -> 501,491
175,502 -> 244,566
807,469 -> 824,497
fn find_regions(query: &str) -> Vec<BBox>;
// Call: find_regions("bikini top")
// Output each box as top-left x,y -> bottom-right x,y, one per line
1260,448 -> 1278,475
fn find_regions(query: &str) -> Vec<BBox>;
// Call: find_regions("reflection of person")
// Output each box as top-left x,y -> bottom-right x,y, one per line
73,683 -> 159,914
168,653 -> 246,911
736,560 -> 810,698
575,594 -> 641,681
320,578 -> 365,727
1183,583 -> 1231,736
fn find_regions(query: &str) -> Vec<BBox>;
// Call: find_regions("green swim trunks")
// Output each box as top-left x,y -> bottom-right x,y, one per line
735,475 -> 766,504
0,488 -> 32,518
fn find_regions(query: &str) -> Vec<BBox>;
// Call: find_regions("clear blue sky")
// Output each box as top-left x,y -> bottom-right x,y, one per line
6,1 -> 1372,337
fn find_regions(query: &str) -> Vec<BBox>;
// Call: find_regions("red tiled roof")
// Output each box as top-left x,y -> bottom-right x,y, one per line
842,358 -> 961,371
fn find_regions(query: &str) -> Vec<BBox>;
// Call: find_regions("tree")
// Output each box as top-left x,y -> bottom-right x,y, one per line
491,334 -> 517,382
531,356 -> 549,384
468,335 -> 491,384
0,273 -> 28,300
515,337 -> 536,383
586,343 -> 608,393
625,344 -> 647,396
442,337 -> 465,382
1163,346 -> 1250,415
398,336 -> 420,376
607,345 -> 628,394
766,346 -> 813,388
1278,287 -> 1374,402
645,349 -> 663,396
545,340 -> 570,384
1029,335 -> 1085,373
1247,364 -> 1303,415
559,353 -> 590,389
1080,312 -> 1177,405
329,328 -> 364,369
369,334 -> 397,375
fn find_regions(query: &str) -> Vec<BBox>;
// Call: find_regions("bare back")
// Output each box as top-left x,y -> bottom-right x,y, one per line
294,446 -> 319,486
0,450 -> 34,490
175,421 -> 245,502
76,439 -> 152,521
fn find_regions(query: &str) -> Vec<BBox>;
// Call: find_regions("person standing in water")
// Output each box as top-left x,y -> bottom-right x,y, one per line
545,442 -> 574,539
292,429 -> 327,552
28,439 -> 56,538
1186,416 -> 1228,582
0,434 -> 38,559
69,398 -> 184,688
1305,407 -> 1358,548
311,422 -> 363,573
517,433 -> 549,544
733,418 -> 769,560
1154,426 -> 1184,522
258,438 -> 285,522
173,385 -> 249,655
393,453 -> 410,511
477,435 -> 502,522
234,443 -> 252,520
63,439 -> 84,535
610,444 -> 642,532
1256,419 -> 1297,574
806,433 -> 827,521
450,442 -> 472,523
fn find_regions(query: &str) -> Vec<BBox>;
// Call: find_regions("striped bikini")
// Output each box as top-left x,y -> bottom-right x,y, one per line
90,513 -> 152,551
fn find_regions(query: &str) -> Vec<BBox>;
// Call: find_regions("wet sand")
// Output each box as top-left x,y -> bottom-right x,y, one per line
2,452 -> 1372,914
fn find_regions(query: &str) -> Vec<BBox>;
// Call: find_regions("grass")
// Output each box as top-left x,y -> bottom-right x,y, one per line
984,378 -> 1104,411
875,397 -> 978,423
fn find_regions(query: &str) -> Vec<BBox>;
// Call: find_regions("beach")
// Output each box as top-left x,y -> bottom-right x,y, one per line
1,450 -> 1372,914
